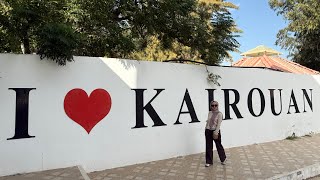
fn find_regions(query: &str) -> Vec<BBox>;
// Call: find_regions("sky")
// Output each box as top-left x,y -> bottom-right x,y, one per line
223,0 -> 289,66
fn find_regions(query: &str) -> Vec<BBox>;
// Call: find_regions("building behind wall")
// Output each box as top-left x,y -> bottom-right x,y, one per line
233,45 -> 319,75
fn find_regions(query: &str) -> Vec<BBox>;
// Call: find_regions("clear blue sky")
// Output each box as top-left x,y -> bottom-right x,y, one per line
223,0 -> 289,65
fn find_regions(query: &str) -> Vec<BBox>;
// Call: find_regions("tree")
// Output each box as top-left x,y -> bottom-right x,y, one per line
76,0 -> 239,65
269,0 -> 320,71
1,0 -> 240,65
0,0 -> 80,65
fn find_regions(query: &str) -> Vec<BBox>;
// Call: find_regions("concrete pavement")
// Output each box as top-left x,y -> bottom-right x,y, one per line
2,134 -> 320,180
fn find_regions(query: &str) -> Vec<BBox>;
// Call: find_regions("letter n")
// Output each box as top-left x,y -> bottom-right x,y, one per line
302,89 -> 313,112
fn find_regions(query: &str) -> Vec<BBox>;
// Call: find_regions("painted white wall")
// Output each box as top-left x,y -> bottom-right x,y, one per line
0,54 -> 319,176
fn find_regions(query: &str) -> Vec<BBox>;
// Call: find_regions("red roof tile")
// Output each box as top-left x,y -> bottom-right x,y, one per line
232,55 -> 319,75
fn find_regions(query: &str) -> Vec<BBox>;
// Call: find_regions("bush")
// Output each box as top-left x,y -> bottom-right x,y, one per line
36,23 -> 80,66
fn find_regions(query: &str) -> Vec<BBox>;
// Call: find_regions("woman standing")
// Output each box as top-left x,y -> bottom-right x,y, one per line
205,100 -> 226,167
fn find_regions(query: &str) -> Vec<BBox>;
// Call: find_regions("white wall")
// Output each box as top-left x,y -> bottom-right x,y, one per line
0,54 -> 320,176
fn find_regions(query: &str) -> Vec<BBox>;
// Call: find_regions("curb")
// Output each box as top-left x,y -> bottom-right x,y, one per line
267,163 -> 320,180
77,165 -> 91,180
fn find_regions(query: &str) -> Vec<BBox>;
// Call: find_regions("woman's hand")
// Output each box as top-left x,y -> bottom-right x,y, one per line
213,133 -> 219,140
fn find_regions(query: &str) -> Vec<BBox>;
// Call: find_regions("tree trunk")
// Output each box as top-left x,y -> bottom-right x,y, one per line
21,31 -> 31,54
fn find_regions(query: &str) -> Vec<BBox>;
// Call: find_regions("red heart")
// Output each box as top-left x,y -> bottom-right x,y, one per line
64,88 -> 112,134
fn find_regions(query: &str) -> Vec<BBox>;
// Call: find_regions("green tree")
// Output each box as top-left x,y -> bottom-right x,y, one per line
0,0 -> 80,65
1,0 -> 240,65
269,0 -> 320,71
118,0 -> 240,64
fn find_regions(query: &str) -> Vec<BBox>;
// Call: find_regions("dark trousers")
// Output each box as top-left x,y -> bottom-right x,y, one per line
205,129 -> 226,164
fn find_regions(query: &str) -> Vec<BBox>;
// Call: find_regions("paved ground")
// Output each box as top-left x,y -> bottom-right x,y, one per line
309,176 -> 320,180
308,174 -> 320,180
2,134 -> 320,180
0,166 -> 85,180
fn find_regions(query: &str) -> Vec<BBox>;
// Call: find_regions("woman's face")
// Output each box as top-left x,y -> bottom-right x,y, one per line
211,102 -> 219,111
